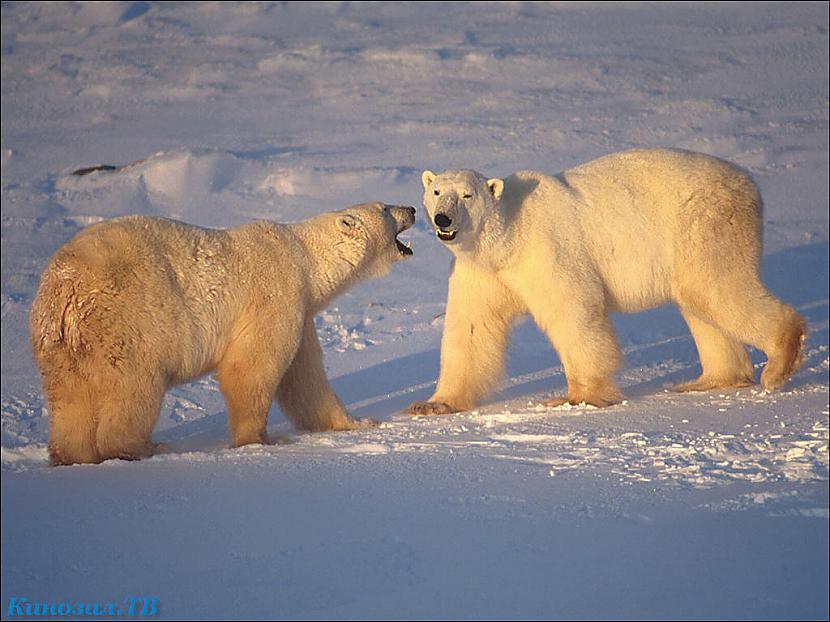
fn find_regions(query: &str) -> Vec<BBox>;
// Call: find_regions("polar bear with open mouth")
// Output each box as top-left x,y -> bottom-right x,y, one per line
32,203 -> 416,465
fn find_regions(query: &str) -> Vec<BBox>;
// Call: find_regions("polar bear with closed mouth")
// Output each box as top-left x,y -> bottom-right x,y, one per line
31,202 -> 415,465
408,148 -> 805,415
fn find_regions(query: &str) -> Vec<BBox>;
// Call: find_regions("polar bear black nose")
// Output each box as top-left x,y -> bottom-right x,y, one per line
434,213 -> 452,228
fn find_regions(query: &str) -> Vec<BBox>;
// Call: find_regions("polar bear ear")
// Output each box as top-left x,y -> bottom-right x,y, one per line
422,170 -> 436,190
336,214 -> 361,235
487,178 -> 504,201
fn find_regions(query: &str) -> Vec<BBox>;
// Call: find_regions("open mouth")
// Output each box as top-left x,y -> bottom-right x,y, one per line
436,229 -> 457,242
391,205 -> 415,257
395,221 -> 414,256
396,236 -> 413,256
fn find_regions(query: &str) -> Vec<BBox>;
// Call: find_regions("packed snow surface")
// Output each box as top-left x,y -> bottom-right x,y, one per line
2,2 -> 827,619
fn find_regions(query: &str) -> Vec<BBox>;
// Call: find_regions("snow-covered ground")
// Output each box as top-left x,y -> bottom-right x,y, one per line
2,2 -> 828,618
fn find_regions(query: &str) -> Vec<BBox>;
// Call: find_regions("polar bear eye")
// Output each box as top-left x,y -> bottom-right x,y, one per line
463,194 -> 472,199
433,189 -> 440,196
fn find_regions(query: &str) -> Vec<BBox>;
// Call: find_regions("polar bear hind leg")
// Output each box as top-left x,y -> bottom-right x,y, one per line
676,284 -> 805,391
673,310 -> 755,392
47,366 -> 163,465
672,177 -> 805,392
95,371 -> 164,461
47,380 -> 101,466
760,307 -> 806,390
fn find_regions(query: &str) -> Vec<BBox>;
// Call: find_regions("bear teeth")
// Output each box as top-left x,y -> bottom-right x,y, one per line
396,238 -> 413,256
436,230 -> 457,242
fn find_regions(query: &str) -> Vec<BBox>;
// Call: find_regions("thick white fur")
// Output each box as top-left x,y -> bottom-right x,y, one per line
409,148 -> 805,414
31,203 -> 415,465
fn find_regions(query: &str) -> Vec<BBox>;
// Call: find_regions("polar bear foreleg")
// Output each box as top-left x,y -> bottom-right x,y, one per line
276,318 -> 371,431
407,264 -> 520,415
218,316 -> 302,448
219,364 -> 280,448
525,287 -> 623,408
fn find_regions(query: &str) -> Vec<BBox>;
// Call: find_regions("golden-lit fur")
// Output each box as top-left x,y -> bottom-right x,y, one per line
408,149 -> 805,414
31,203 -> 415,465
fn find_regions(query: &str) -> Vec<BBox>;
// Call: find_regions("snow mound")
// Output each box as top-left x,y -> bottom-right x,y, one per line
52,148 -> 420,227
54,149 -> 250,223
138,149 -> 243,201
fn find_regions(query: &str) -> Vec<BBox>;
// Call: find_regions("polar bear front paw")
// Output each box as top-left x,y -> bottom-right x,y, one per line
405,401 -> 459,416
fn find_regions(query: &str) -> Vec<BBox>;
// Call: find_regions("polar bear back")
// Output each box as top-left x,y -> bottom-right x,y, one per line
503,149 -> 761,313
31,215 -> 306,382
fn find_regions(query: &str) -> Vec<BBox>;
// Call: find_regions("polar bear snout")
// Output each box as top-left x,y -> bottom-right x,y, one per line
431,194 -> 462,242
395,205 -> 417,232
434,212 -> 459,242
434,213 -> 452,228
385,204 -> 416,256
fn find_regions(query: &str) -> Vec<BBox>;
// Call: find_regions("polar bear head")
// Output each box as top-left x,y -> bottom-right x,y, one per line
327,202 -> 416,280
421,169 -> 503,250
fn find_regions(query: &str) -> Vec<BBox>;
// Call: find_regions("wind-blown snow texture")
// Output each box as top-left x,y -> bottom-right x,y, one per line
1,2 -> 828,619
